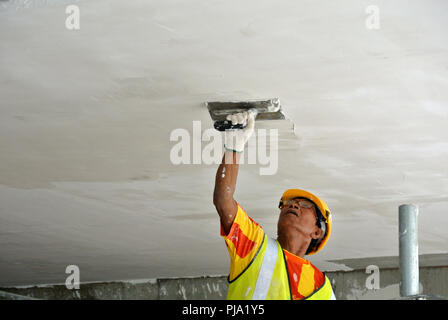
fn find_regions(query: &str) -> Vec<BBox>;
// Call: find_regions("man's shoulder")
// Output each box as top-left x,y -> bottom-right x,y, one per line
235,202 -> 264,229
223,203 -> 267,282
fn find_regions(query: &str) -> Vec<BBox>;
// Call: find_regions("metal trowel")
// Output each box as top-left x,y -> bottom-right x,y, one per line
206,98 -> 285,131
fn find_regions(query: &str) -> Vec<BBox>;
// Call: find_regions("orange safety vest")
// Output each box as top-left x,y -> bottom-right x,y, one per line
227,234 -> 335,300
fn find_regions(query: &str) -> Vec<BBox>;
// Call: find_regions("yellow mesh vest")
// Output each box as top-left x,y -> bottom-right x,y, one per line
227,234 -> 333,300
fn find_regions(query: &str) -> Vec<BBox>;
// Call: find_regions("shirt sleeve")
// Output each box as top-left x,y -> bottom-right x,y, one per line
220,202 -> 265,281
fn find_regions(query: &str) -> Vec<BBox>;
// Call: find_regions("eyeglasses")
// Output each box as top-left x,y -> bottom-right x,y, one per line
282,199 -> 314,209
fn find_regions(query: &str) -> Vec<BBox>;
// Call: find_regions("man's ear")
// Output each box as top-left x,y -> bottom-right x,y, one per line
311,227 -> 323,240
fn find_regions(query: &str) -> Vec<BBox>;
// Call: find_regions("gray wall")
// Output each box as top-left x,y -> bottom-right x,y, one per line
1,268 -> 447,300
2,254 -> 447,300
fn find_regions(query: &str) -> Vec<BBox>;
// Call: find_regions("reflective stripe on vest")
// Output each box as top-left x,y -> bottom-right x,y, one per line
252,237 -> 277,299
227,234 -> 334,300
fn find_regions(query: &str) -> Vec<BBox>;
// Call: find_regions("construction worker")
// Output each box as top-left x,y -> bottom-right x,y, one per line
213,110 -> 335,300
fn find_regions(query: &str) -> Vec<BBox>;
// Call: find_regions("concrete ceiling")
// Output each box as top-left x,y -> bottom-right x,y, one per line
1,0 -> 447,286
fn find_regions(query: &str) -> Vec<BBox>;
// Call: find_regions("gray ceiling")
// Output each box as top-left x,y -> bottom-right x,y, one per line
1,0 -> 447,286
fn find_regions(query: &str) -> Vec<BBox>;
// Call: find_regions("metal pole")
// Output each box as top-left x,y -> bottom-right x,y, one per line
399,204 -> 419,297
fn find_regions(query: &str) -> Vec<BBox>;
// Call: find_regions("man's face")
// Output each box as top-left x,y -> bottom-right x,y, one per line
277,198 -> 323,241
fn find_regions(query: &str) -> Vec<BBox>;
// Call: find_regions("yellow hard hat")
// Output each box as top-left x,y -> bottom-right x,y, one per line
279,189 -> 332,255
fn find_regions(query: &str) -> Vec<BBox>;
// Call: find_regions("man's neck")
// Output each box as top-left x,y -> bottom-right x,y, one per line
276,234 -> 309,258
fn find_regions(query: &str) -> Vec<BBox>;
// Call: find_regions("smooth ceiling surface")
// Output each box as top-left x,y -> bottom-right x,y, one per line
1,0 -> 447,286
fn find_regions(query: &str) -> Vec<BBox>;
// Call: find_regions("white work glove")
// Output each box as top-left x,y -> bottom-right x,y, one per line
223,110 -> 255,153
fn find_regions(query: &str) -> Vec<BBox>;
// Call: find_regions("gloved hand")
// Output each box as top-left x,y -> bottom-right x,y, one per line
224,110 -> 255,153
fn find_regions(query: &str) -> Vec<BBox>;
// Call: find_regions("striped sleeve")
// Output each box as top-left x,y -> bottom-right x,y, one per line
220,202 -> 265,282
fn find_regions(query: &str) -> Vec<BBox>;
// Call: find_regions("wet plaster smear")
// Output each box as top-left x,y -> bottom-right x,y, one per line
1,0 -> 448,286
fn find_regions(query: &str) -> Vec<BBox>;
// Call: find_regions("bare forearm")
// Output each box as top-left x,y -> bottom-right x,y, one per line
214,152 -> 239,202
213,151 -> 240,232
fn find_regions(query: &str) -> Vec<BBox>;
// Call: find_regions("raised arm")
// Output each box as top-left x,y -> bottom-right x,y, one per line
213,111 -> 255,234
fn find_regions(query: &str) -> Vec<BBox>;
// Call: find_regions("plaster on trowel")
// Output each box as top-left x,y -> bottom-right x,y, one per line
206,98 -> 285,131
